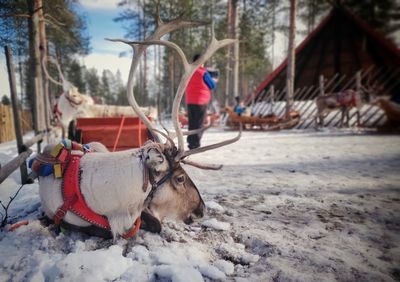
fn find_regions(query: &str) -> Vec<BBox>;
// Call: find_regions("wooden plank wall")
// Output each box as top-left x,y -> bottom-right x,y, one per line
0,105 -> 33,143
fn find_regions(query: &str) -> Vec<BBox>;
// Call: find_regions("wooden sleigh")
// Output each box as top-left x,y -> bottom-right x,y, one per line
178,112 -> 220,128
225,107 -> 300,130
71,116 -> 153,151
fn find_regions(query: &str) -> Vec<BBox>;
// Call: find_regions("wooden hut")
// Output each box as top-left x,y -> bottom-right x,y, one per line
246,6 -> 400,128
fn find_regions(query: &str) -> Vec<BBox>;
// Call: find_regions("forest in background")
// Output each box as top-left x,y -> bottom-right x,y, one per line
1,0 -> 399,115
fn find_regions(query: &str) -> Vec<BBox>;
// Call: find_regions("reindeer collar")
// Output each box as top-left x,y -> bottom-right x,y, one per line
64,92 -> 83,107
140,150 -> 174,206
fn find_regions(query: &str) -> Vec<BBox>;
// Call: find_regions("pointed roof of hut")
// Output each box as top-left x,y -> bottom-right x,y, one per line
247,6 -> 400,104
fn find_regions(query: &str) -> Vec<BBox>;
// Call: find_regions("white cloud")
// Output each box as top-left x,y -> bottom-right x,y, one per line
79,0 -> 120,10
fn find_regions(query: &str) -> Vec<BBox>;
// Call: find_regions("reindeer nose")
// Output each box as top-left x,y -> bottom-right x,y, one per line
193,201 -> 206,218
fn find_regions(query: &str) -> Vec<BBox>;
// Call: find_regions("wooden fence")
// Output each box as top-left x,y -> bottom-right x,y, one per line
0,105 -> 33,143
248,67 -> 399,129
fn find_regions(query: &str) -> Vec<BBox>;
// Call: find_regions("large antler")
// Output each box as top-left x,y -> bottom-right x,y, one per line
42,55 -> 74,93
123,29 -> 239,160
107,10 -> 207,142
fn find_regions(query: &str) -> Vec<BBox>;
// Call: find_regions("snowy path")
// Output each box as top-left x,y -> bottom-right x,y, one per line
0,129 -> 399,281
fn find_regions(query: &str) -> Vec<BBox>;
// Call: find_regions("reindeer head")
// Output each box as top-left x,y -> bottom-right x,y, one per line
64,86 -> 85,105
141,142 -> 206,232
108,13 -> 239,232
138,127 -> 239,232
42,55 -> 90,107
362,75 -> 384,103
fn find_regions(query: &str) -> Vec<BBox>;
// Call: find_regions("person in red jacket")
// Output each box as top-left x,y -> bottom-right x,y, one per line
185,54 -> 217,149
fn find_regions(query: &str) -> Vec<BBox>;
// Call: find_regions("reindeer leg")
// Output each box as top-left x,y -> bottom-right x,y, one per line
61,126 -> 66,139
339,108 -> 345,127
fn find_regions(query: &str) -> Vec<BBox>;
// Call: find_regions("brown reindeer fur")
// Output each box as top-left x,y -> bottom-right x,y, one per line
374,97 -> 400,131
314,89 -> 362,127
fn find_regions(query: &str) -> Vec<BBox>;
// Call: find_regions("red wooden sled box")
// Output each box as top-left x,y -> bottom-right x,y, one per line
75,117 -> 153,151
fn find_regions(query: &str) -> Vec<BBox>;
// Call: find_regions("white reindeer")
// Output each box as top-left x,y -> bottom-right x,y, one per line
43,56 -> 157,138
37,14 -> 239,239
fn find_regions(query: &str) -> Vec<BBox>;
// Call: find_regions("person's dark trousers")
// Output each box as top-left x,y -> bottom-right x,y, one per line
187,104 -> 208,149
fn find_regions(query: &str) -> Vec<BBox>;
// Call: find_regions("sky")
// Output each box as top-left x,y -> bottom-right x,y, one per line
0,1 -> 294,99
0,0 -> 132,98
0,0 -> 294,99
75,0 -> 134,82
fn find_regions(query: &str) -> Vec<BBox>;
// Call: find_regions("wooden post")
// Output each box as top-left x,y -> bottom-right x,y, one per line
270,85 -> 275,115
356,71 -> 361,93
5,46 -> 29,184
319,75 -> 325,96
286,0 -> 297,118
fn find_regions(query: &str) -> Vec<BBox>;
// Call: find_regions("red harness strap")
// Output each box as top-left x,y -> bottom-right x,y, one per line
60,155 -> 110,229
53,102 -> 62,117
122,218 -> 141,239
54,153 -> 141,238
337,91 -> 357,107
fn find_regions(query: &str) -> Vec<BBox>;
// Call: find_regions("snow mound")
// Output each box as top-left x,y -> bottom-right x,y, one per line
154,265 -> 203,282
205,201 -> 225,212
213,259 -> 235,275
54,245 -> 133,281
199,265 -> 226,280
202,218 -> 230,231
216,242 -> 260,265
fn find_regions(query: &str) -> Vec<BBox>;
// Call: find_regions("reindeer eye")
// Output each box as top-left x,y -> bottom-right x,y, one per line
175,174 -> 186,184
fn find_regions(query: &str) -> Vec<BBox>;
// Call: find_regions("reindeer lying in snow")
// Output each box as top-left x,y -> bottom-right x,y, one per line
36,14 -> 239,239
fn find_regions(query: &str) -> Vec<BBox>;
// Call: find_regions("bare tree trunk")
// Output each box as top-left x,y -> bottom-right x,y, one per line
271,0 -> 276,68
27,0 -> 46,140
224,0 -> 232,107
156,45 -> 161,120
17,49 -> 24,106
286,0 -> 297,118
142,0 -> 147,104
5,46 -> 29,184
233,0 -> 240,100
38,1 -> 50,133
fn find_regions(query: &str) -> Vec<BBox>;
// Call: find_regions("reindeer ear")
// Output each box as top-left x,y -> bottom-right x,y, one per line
144,146 -> 168,173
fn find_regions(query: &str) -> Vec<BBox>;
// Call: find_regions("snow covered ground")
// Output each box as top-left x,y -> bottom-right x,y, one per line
0,128 -> 399,281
